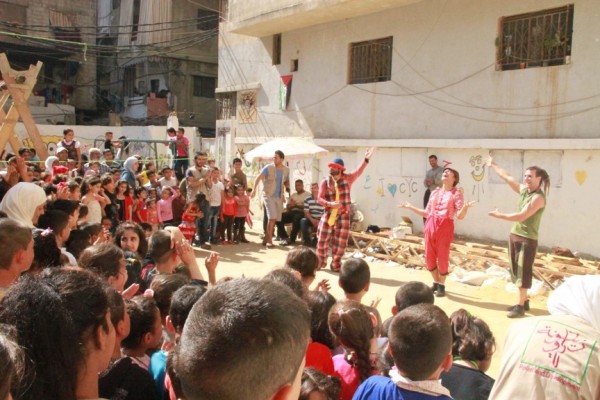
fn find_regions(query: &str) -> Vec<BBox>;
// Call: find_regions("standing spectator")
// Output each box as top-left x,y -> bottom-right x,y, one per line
159,166 -> 178,189
233,184 -> 251,243
157,187 -> 179,227
59,128 -> 82,169
85,148 -> 111,175
251,150 -> 289,248
173,128 -> 190,181
221,186 -> 237,244
228,157 -> 248,190
301,182 -> 325,247
317,149 -> 374,271
207,168 -> 225,244
104,131 -> 120,155
115,181 -> 134,222
486,157 -> 549,318
102,148 -> 121,171
186,152 -> 211,248
424,155 -> 443,213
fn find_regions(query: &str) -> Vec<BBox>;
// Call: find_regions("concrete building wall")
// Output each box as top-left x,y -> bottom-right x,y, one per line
219,0 -> 600,255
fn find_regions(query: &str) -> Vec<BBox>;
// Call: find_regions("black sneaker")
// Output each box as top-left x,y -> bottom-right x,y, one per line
507,305 -> 525,318
506,300 -> 530,312
431,283 -> 439,293
435,284 -> 445,297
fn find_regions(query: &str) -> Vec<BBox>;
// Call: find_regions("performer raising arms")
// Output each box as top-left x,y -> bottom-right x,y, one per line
317,148 -> 375,272
398,168 -> 475,297
486,156 -> 549,318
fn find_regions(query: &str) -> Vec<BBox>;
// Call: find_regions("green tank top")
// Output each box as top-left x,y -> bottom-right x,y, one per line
511,187 -> 545,240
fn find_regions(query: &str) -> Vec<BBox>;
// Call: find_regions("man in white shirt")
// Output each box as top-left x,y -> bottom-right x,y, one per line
207,167 -> 225,244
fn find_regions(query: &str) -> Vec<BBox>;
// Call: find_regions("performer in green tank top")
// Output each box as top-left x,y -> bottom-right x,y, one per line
486,157 -> 550,318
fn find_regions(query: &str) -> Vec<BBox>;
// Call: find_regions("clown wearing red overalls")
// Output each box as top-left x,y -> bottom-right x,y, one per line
317,148 -> 374,271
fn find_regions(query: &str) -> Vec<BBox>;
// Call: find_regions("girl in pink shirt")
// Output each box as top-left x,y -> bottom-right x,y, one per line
220,186 -> 237,244
156,187 -> 179,227
233,184 -> 251,243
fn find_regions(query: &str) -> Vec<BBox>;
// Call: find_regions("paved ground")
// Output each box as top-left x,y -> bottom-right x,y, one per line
193,224 -> 550,379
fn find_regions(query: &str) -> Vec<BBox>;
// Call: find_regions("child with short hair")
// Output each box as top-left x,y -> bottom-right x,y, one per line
122,295 -> 163,371
174,278 -> 311,400
353,304 -> 453,400
99,288 -> 158,400
159,167 -> 178,188
220,186 -> 237,244
328,300 -> 379,400
382,281 -> 435,338
339,258 -> 371,303
133,186 -> 148,224
233,184 -> 251,243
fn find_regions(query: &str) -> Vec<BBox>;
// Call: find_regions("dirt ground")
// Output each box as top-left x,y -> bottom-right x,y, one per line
192,223 -> 551,380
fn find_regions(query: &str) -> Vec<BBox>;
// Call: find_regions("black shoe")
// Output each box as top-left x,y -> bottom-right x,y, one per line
435,284 -> 445,297
279,238 -> 291,246
506,300 -> 530,312
507,305 -> 525,318
431,283 -> 439,293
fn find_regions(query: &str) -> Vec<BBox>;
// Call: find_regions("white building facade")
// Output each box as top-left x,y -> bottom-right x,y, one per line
218,0 -> 600,256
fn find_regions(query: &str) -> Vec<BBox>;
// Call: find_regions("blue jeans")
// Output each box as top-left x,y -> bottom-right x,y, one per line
300,217 -> 317,245
208,206 -> 221,242
174,158 -> 189,181
195,201 -> 210,243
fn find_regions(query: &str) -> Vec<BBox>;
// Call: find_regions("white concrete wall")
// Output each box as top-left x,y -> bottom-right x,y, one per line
220,0 -> 600,255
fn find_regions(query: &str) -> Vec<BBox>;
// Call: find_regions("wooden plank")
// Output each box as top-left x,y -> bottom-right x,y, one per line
0,54 -> 47,159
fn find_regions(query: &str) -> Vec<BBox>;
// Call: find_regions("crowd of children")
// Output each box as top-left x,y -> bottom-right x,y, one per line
0,130 -> 598,400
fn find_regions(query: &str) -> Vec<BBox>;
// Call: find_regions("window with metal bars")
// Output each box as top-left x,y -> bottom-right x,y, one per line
498,5 -> 574,71
273,34 -> 282,66
217,92 -> 236,119
348,37 -> 393,84
193,76 -> 216,98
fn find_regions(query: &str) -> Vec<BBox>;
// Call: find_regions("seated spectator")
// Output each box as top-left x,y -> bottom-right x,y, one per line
0,182 -> 46,227
0,218 -> 33,298
328,300 -> 379,400
175,278 -> 310,400
284,246 -> 323,289
490,275 -> 600,399
382,281 -> 435,337
300,182 -> 325,247
440,309 -> 496,400
37,209 -> 77,265
0,268 -> 114,400
79,243 -> 128,293
66,229 -> 92,260
339,258 -> 371,303
305,291 -> 337,375
353,304 -> 453,400
0,324 -> 23,400
277,179 -> 310,246
99,287 -> 158,400
30,228 -> 64,274
263,268 -> 306,300
299,368 -> 341,400
122,296 -> 163,371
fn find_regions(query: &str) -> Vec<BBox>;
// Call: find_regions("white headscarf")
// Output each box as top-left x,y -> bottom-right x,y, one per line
123,156 -> 138,173
45,156 -> 59,174
0,182 -> 47,228
547,275 -> 600,332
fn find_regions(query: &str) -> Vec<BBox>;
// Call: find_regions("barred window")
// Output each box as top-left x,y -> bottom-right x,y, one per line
217,92 -> 237,120
273,34 -> 282,66
193,76 -> 216,98
349,37 -> 393,84
498,5 -> 574,71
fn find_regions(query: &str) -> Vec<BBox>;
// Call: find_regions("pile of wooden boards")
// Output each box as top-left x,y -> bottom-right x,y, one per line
348,231 -> 600,289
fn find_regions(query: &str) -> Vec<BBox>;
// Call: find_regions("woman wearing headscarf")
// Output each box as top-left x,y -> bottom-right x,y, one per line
0,182 -> 47,227
120,156 -> 140,189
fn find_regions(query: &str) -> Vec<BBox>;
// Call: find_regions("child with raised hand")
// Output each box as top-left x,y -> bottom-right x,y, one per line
328,300 -> 379,400
142,227 -> 218,287
178,197 -> 203,242
122,295 -> 163,371
353,304 -> 453,400
233,183 -> 251,243
220,186 -> 237,244
440,309 -> 495,400
157,186 -> 179,227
